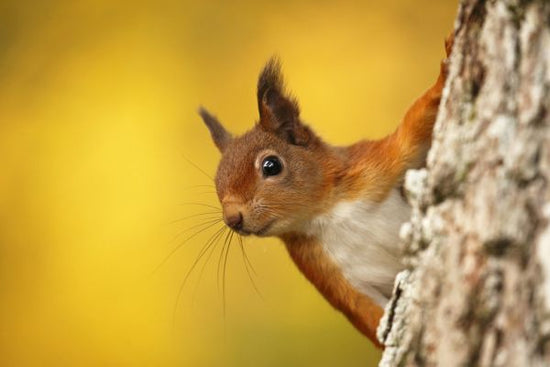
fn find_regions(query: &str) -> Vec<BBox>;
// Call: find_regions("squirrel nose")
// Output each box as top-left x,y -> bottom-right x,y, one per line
224,211 -> 243,231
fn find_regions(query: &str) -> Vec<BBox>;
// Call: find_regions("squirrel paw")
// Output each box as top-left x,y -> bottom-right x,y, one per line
439,32 -> 455,81
444,32 -> 454,58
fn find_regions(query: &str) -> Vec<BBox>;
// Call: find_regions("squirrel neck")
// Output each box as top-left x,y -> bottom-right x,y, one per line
320,139 -> 399,201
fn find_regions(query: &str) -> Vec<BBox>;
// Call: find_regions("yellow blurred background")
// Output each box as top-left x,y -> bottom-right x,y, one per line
0,1 -> 457,366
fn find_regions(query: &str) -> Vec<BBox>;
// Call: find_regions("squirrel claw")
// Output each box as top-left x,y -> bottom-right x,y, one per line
439,31 -> 455,81
444,32 -> 454,58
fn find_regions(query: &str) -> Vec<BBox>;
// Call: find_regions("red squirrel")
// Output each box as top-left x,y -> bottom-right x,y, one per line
199,36 -> 452,348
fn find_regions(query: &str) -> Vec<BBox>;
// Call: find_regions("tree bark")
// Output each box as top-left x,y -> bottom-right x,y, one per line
377,1 -> 550,366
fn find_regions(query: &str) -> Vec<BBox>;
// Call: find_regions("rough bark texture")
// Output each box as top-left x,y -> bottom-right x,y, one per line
377,1 -> 550,366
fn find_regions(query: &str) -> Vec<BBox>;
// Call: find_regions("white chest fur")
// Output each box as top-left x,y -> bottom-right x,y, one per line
306,190 -> 410,307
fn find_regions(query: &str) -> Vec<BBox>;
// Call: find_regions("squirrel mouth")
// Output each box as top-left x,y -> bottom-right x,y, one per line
236,220 -> 274,237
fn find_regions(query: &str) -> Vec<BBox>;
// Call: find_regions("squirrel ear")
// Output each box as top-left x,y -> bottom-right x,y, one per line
257,58 -> 311,146
198,107 -> 232,152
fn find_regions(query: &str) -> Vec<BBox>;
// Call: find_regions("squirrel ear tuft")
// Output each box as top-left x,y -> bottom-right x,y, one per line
198,107 -> 232,152
257,57 -> 285,111
257,57 -> 310,146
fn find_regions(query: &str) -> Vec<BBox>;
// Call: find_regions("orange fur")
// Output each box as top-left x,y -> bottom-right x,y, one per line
282,233 -> 384,348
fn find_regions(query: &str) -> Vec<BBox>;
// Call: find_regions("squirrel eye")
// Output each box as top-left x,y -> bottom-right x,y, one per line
262,156 -> 282,177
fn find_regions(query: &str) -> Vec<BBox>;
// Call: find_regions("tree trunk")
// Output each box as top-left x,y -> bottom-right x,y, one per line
377,1 -> 550,366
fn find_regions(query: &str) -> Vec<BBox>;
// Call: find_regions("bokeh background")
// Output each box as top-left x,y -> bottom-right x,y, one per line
0,1 -> 457,366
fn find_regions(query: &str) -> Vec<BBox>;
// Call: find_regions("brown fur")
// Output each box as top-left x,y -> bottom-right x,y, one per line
199,35 -> 453,347
281,232 -> 384,348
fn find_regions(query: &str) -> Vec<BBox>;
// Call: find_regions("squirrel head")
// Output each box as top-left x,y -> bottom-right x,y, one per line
199,58 -> 340,237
